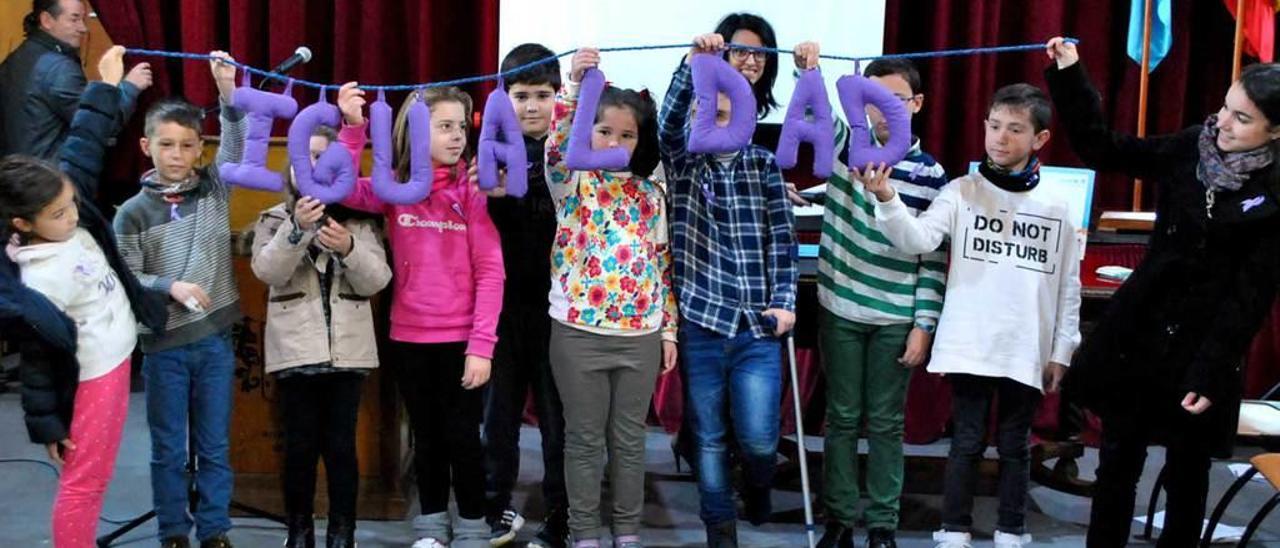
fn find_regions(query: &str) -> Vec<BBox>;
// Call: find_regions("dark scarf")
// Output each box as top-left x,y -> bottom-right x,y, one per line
979,155 -> 1041,192
1197,115 -> 1275,193
140,169 -> 202,221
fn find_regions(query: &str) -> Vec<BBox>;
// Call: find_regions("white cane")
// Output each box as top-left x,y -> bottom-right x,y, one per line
786,333 -> 817,548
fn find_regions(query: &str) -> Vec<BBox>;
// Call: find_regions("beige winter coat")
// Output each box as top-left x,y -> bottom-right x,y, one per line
250,204 -> 392,373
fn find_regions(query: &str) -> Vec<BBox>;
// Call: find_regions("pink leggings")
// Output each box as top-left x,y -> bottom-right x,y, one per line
51,358 -> 131,548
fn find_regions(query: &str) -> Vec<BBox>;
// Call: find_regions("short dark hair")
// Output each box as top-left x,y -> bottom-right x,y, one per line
864,58 -> 922,95
23,0 -> 70,36
596,86 -> 660,178
501,43 -> 561,92
713,12 -> 780,119
144,99 -> 205,138
989,83 -> 1052,132
311,124 -> 338,144
0,155 -> 68,242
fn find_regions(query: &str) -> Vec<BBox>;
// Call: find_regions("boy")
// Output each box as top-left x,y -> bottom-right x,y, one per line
658,35 -> 798,548
481,43 -> 569,548
811,58 -> 948,548
113,52 -> 246,548
859,83 -> 1081,548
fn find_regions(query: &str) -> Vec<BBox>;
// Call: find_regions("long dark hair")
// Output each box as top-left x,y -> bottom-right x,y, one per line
596,86 -> 660,178
0,155 -> 67,242
1239,63 -> 1280,193
713,12 -> 780,119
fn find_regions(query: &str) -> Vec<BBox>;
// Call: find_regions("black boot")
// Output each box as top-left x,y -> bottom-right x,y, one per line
816,522 -> 854,548
284,514 -> 315,548
325,515 -> 356,548
705,520 -> 738,548
867,528 -> 897,548
742,485 -> 772,526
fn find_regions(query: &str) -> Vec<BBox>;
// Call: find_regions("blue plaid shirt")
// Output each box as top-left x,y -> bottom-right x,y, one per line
659,62 -> 797,338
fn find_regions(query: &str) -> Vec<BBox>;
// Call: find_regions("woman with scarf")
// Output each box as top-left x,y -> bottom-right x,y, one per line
1045,37 -> 1280,546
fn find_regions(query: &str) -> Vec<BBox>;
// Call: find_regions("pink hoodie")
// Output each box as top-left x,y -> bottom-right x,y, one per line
339,123 -> 504,358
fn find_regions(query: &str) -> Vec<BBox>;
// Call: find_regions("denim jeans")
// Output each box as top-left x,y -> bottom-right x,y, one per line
143,332 -> 235,541
941,374 -> 1042,535
679,320 -> 782,525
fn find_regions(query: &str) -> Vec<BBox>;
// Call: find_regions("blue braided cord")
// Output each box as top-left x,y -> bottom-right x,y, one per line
123,38 -> 1077,92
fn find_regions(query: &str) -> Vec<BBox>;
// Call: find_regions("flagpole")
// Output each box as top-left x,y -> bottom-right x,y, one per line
1134,0 -> 1154,211
1233,0 -> 1247,81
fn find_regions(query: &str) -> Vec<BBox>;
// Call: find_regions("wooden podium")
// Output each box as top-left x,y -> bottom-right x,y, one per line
214,140 -> 412,520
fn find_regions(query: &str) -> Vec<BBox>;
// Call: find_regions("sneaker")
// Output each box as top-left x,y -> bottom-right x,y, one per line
528,507 -> 570,548
199,535 -> 234,548
613,534 -> 643,548
993,531 -> 1031,548
867,528 -> 897,548
932,530 -> 972,548
488,508 -> 525,545
160,537 -> 191,548
815,522 -> 853,548
412,538 -> 448,548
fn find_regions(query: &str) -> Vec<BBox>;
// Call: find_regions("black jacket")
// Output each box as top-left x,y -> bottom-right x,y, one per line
1047,63 -> 1280,455
1,82 -> 167,444
486,133 -> 557,309
0,30 -> 139,159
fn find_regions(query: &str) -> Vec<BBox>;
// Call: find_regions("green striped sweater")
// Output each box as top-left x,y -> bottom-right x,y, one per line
818,122 -> 948,328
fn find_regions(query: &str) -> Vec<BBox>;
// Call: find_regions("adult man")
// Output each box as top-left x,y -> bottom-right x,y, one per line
0,0 -> 153,158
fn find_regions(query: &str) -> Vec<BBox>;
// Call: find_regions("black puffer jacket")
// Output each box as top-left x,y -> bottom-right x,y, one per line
1,81 -> 167,444
1047,62 -> 1280,456
0,30 -> 139,159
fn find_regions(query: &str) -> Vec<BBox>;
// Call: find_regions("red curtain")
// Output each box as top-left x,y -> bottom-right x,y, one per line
92,0 -> 499,204
883,0 -> 1263,213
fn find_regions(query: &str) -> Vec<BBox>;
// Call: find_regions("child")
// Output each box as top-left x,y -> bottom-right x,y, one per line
248,123 -> 391,548
658,33 -> 798,548
858,83 -> 1081,548
112,51 -> 246,548
795,54 -> 949,548
1,46 -> 167,548
545,48 -> 678,548
482,42 -> 569,548
336,84 -> 504,548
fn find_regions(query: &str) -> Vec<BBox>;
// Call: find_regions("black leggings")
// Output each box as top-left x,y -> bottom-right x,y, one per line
390,341 -> 486,519
277,372 -> 365,520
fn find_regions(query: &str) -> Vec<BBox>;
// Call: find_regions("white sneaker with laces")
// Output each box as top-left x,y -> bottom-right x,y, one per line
993,530 -> 1032,548
932,530 -> 973,548
412,537 -> 448,548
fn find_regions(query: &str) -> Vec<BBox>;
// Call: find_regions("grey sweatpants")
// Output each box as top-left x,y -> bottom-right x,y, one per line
548,321 -> 661,542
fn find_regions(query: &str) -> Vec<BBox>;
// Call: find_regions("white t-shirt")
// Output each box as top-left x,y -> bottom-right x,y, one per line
874,172 -> 1082,391
15,228 -> 137,380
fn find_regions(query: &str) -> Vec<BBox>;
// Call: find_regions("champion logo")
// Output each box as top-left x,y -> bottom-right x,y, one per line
397,213 -> 467,233
1242,196 -> 1266,213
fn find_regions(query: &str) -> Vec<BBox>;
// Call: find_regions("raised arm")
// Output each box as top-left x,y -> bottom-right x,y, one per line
1044,38 -> 1193,181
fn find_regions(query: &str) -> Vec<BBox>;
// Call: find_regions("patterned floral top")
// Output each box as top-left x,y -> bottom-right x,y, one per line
545,79 -> 678,341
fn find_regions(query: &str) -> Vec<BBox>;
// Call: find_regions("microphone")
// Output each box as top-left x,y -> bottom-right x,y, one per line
257,46 -> 312,89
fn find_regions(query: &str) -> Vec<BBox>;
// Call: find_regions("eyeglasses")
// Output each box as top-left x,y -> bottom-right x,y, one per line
728,48 -> 768,63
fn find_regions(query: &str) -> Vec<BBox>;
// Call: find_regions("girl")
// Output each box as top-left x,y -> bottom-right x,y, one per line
1,46 -> 167,548
545,49 -> 678,548
1046,38 -> 1280,547
336,83 -> 503,548
710,12 -> 781,120
248,123 -> 391,548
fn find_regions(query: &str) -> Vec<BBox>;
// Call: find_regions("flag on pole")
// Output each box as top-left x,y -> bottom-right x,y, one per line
1224,0 -> 1278,62
1127,0 -> 1173,70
